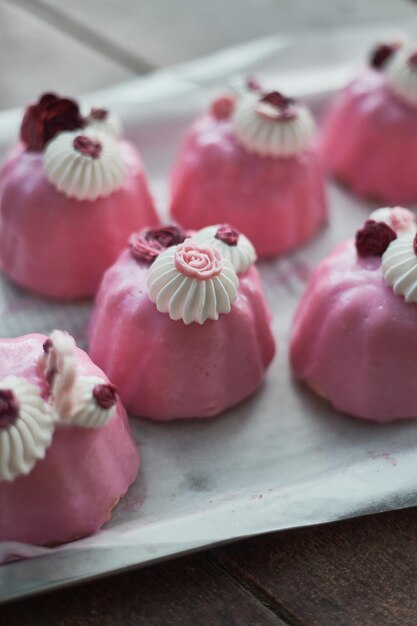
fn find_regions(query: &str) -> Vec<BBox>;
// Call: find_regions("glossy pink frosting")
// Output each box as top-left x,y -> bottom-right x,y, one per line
88,250 -> 276,419
170,114 -> 327,258
290,239 -> 417,422
0,141 -> 158,300
0,334 -> 139,545
320,68 -> 417,203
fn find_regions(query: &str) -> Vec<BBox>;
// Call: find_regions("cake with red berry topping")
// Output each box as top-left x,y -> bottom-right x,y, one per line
320,41 -> 417,203
0,92 -> 158,300
88,224 -> 275,419
0,330 -> 139,546
290,206 -> 417,421
170,80 -> 327,258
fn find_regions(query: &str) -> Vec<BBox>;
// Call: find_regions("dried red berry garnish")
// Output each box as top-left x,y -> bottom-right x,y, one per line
369,42 -> 400,69
20,92 -> 85,152
43,338 -> 53,353
260,91 -> 294,109
90,107 -> 108,121
355,220 -> 397,257
93,383 -> 118,410
215,224 -> 240,246
0,389 -> 20,429
130,225 -> 186,264
246,77 -> 261,91
73,135 -> 102,159
257,91 -> 297,121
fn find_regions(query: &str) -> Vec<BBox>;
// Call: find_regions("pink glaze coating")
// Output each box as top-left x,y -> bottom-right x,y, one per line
0,334 -> 140,545
170,114 -> 327,258
320,68 -> 417,204
290,239 -> 417,422
0,141 -> 158,300
88,250 -> 276,420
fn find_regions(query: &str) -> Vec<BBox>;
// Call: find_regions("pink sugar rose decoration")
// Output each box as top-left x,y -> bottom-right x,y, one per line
174,240 -> 222,280
130,225 -> 186,264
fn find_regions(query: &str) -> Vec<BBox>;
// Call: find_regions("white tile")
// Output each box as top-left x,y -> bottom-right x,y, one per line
39,0 -> 417,66
0,2 -> 132,110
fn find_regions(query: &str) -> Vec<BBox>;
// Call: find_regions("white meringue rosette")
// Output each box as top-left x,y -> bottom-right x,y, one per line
382,233 -> 417,302
44,128 -> 126,201
194,225 -> 256,274
85,106 -> 124,139
70,376 -> 117,428
0,376 -> 57,482
147,239 -> 239,325
386,46 -> 417,107
40,330 -> 77,420
369,206 -> 417,236
40,330 -> 118,428
231,90 -> 315,158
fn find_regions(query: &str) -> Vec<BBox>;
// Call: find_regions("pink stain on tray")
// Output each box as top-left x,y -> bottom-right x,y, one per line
368,451 -> 397,466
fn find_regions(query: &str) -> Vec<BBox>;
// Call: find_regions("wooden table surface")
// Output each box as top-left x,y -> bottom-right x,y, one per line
3,508 -> 417,625
2,1 -> 417,624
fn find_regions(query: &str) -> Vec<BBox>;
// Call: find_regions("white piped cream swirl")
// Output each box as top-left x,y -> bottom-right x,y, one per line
147,240 -> 239,325
40,330 -> 77,420
382,233 -> 417,302
44,129 -> 126,201
70,376 -> 116,428
231,92 -> 315,158
194,225 -> 257,274
0,376 -> 57,482
86,107 -> 123,139
386,47 -> 417,107
369,206 -> 417,236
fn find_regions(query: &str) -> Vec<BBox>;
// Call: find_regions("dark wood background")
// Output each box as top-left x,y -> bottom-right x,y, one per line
3,508 -> 417,625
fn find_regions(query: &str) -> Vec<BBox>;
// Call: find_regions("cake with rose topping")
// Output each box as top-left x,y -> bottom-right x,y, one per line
290,206 -> 417,422
88,224 -> 275,419
320,40 -> 417,203
169,80 -> 327,258
0,330 -> 139,546
0,92 -> 158,300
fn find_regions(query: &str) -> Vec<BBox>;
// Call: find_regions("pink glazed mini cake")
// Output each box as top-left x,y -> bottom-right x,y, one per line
170,81 -> 327,258
0,330 -> 139,546
88,224 -> 276,419
0,93 -> 158,300
320,41 -> 417,204
290,206 -> 417,422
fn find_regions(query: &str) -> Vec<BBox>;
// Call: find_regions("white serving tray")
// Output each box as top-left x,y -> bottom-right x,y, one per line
1,22 -> 417,603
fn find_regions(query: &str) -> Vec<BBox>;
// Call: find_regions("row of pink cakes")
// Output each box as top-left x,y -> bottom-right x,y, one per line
1,39 -> 417,550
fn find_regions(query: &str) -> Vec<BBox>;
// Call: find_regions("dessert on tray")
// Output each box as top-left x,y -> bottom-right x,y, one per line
320,41 -> 417,204
88,224 -> 276,419
290,206 -> 417,422
0,92 -> 158,300
170,80 -> 327,258
0,330 -> 139,546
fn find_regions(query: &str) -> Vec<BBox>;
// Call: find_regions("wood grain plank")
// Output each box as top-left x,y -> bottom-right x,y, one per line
213,508 -> 417,626
0,2 -> 132,111
0,552 -> 287,626
32,0 -> 417,67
